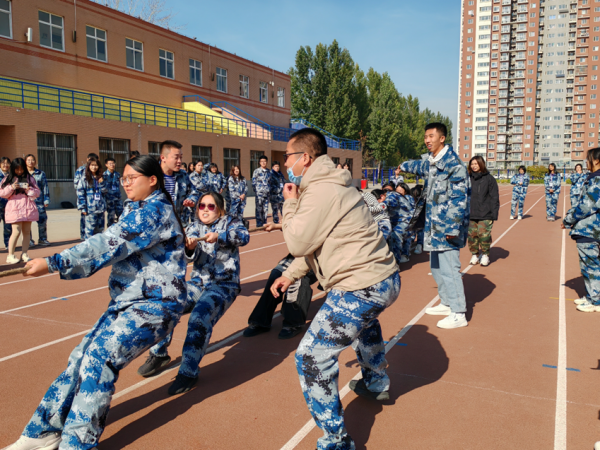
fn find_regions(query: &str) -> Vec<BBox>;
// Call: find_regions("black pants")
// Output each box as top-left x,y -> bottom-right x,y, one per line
248,267 -> 315,329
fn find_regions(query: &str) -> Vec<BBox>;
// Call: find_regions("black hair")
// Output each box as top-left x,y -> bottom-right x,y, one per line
259,155 -> 268,162
181,162 -> 188,169
105,157 -> 115,164
272,161 -> 280,167
343,163 -> 350,169
125,155 -> 186,239
411,184 -> 424,198
548,163 -> 557,174
396,182 -> 412,197
209,163 -> 220,174
25,153 -> 36,163
160,140 -> 183,155
85,157 -> 102,185
371,189 -> 386,200
587,147 -> 600,168
381,183 -> 395,191
518,165 -> 527,174
0,157 -> 10,166
425,122 -> 448,138
129,150 -> 141,159
1,158 -> 34,192
87,152 -> 99,160
289,128 -> 328,158
197,192 -> 226,219
355,186 -> 362,192
574,163 -> 583,171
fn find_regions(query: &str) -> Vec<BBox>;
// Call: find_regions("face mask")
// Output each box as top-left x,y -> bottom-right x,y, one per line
287,156 -> 306,186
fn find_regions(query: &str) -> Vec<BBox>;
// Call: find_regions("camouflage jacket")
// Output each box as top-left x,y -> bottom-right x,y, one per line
570,172 -> 586,200
227,176 -> 248,199
269,170 -> 286,203
29,169 -> 50,207
46,190 -> 187,313
252,167 -> 271,197
169,169 -> 199,216
190,171 -> 209,194
186,215 -> 250,291
564,171 -> 600,242
103,169 -> 122,201
400,145 -> 470,251
544,174 -> 562,194
73,164 -> 86,190
383,191 -> 414,230
206,171 -> 226,194
77,176 -> 108,214
510,174 -> 529,195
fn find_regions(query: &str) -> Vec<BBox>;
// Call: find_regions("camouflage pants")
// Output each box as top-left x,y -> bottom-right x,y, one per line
402,230 -> 415,257
417,229 -> 424,246
34,206 -> 48,242
79,214 -> 85,240
105,198 -> 123,226
82,213 -> 105,240
467,220 -> 493,255
576,242 -> 600,305
1,204 -> 12,247
510,191 -> 526,217
295,272 -> 400,450
255,194 -> 269,227
23,302 -> 180,450
378,218 -> 391,241
228,198 -> 246,221
271,201 -> 283,224
546,192 -> 560,218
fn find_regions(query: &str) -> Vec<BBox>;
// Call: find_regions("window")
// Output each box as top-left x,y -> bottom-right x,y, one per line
223,148 -> 239,175
159,49 -> 174,79
259,81 -> 268,104
189,59 -> 202,86
216,67 -> 227,93
239,75 -> 249,98
99,138 -> 129,174
277,87 -> 285,108
86,26 -> 106,62
0,0 -> 12,39
126,38 -> 143,71
192,146 -> 211,164
148,142 -> 160,160
250,151 -> 264,176
38,11 -> 64,51
37,133 -> 76,181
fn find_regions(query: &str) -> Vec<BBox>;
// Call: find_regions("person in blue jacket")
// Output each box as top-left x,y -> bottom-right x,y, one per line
0,157 -> 11,250
189,160 -> 208,195
510,165 -> 529,220
4,155 -> 187,450
400,123 -> 471,329
205,163 -> 226,195
103,157 -> 123,226
74,153 -> 99,240
270,161 -> 285,224
137,192 -> 249,395
252,155 -> 271,227
77,157 -> 108,239
570,163 -> 586,207
562,148 -> 600,313
227,165 -> 247,221
544,163 -> 562,221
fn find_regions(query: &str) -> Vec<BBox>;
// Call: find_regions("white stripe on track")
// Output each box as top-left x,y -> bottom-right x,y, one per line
280,193 -> 547,450
0,270 -> 273,363
554,193 -> 567,450
240,242 -> 286,254
0,286 -> 107,315
0,273 -> 57,287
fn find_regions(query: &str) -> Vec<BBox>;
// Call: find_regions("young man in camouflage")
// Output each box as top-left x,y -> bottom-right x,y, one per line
252,155 -> 271,227
270,161 -> 285,224
103,157 -> 123,225
400,123 -> 471,329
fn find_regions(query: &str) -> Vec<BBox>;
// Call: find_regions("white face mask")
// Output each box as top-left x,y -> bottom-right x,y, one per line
287,156 -> 306,186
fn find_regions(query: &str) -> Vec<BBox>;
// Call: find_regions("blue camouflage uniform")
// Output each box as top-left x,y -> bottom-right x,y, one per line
0,170 -> 11,248
169,169 -> 200,220
361,191 -> 391,240
544,173 -> 562,219
226,176 -> 248,221
510,173 -> 529,217
74,165 -> 87,239
206,171 -> 226,195
103,169 -> 123,225
21,190 -> 187,450
563,170 -> 600,306
252,167 -> 271,227
270,170 -> 285,224
400,145 -> 470,314
189,170 -> 209,195
383,191 -> 414,264
149,215 -> 249,378
570,172 -> 586,207
77,177 -> 108,239
29,169 -> 50,242
400,195 -> 416,258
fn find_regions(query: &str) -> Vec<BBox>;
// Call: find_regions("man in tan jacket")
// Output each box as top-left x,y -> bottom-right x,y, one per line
271,128 -> 400,450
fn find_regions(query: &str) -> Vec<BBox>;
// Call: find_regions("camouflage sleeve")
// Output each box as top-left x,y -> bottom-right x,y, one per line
76,181 -> 87,213
41,172 -> 50,204
446,164 -> 470,236
99,178 -> 108,194
383,193 -> 400,209
564,183 -> 600,226
241,179 -> 248,195
524,176 -> 530,188
219,218 -> 250,248
510,175 -> 517,185
186,178 -> 199,205
252,169 -> 258,190
400,159 -> 429,177
46,202 -> 168,279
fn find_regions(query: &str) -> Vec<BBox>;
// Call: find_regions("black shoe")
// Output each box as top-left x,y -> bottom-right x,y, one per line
349,378 -> 389,401
242,325 -> 270,337
278,327 -> 302,340
137,355 -> 171,377
168,373 -> 198,395
243,219 -> 250,229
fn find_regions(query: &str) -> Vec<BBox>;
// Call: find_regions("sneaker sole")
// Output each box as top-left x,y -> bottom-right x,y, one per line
138,356 -> 171,377
437,321 -> 468,329
425,309 -> 452,316
576,306 -> 600,313
349,380 -> 389,401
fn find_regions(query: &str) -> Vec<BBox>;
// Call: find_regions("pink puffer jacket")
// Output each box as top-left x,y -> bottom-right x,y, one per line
0,178 -> 41,223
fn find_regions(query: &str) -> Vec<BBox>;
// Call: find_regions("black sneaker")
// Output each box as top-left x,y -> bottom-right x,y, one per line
278,327 -> 302,340
349,378 -> 389,401
168,373 -> 198,395
137,355 -> 171,377
242,325 -> 270,338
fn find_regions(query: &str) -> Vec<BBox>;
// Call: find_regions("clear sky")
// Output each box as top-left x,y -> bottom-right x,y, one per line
168,0 -> 462,144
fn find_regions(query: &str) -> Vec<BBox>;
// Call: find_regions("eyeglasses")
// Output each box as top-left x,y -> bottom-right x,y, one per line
283,152 -> 305,162
199,203 -> 216,211
120,175 -> 143,186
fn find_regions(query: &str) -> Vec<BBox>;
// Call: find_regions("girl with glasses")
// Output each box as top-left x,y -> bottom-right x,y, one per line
137,192 -> 250,395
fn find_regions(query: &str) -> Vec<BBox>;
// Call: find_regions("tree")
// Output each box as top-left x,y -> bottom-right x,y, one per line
92,0 -> 180,29
367,74 -> 402,167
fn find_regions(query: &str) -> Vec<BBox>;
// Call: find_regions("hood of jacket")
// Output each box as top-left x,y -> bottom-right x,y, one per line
299,155 -> 353,192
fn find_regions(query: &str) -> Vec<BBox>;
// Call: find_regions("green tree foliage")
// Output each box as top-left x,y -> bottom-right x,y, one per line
289,40 -> 454,166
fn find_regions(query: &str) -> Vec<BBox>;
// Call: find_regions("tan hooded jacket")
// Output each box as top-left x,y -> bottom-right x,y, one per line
281,155 -> 397,292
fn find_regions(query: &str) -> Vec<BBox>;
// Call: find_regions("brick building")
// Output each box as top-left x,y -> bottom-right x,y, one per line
458,0 -> 599,171
0,0 -> 360,207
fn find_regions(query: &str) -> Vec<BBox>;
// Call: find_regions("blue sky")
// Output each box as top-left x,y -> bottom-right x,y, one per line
168,0 -> 462,144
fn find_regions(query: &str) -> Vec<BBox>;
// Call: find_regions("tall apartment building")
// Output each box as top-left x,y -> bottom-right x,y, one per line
458,0 -> 600,170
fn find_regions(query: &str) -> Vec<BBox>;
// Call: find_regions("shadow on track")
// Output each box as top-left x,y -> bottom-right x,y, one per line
343,324 -> 448,449
565,275 -> 586,299
489,246 -> 509,264
463,273 -> 496,321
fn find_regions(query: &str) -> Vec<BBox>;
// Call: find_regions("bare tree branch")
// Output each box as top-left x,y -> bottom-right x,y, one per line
91,0 -> 185,31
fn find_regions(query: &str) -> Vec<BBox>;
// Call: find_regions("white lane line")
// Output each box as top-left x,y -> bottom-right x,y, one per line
0,286 -> 107,315
554,193 -> 567,450
240,242 -> 286,254
0,273 -> 57,287
113,291 -> 328,401
0,270 -> 273,363
280,193 -> 547,450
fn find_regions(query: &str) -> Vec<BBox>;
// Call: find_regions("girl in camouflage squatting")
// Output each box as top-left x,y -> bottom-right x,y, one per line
226,165 -> 247,221
563,148 -> 600,313
138,192 -> 250,395
77,157 -> 108,240
5,156 -> 187,450
570,163 -> 586,208
510,165 -> 529,219
0,157 -> 12,249
544,163 -> 562,221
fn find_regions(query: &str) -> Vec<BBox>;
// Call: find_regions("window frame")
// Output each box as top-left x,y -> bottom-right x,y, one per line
239,75 -> 249,99
85,25 -> 107,62
125,37 -> 144,72
189,58 -> 202,86
148,142 -> 161,160
0,0 -> 12,40
250,150 -> 264,175
259,81 -> 268,104
277,87 -> 285,108
38,10 -> 64,52
223,148 -> 240,175
192,146 -> 212,164
99,137 -> 130,174
37,132 -> 77,182
159,48 -> 174,79
216,67 -> 227,93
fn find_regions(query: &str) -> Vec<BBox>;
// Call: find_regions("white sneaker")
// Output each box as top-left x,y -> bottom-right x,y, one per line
509,215 -> 514,220
594,440 -> 600,450
425,303 -> 452,316
3,432 -> 61,450
437,313 -> 468,329
518,216 -> 523,220
21,253 -> 31,263
574,297 -> 589,305
469,254 -> 479,265
414,244 -> 423,254
480,254 -> 490,266
576,302 -> 600,313
6,254 -> 19,264
399,255 -> 409,263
